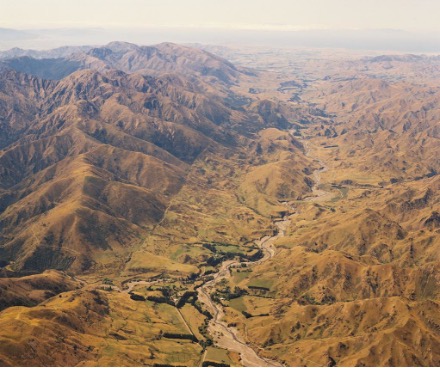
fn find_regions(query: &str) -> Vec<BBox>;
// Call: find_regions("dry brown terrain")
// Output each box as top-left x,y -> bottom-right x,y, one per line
213,47 -> 440,367
0,43 -> 438,366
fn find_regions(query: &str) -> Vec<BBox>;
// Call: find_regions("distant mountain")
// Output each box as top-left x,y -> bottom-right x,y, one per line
81,42 -> 241,83
364,54 -> 425,63
0,41 -> 242,84
0,45 -> 92,60
2,57 -> 82,80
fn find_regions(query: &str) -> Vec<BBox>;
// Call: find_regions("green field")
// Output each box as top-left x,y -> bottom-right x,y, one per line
204,347 -> 233,366
228,296 -> 247,313
179,304 -> 207,341
152,303 -> 190,334
232,269 -> 252,283
248,277 -> 274,290
214,244 -> 242,254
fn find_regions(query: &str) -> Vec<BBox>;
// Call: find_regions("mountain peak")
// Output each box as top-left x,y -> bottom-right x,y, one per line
104,41 -> 140,53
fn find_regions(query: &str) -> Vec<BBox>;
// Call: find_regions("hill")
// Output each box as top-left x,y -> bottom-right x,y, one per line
215,49 -> 440,366
0,44 -> 438,366
0,43 -> 308,276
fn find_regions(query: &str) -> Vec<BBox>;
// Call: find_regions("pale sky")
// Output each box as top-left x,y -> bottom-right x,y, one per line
1,0 -> 440,32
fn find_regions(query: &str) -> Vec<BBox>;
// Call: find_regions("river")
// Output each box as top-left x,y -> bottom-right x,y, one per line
195,135 -> 331,366
196,218 -> 289,367
118,135 -> 327,366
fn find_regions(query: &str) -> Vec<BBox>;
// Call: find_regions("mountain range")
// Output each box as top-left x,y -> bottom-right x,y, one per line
0,42 -> 438,366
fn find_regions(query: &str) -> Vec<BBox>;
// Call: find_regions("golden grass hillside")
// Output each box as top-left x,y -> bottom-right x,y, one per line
222,119 -> 439,366
0,270 -> 81,311
131,127 -> 312,273
1,44 -> 439,367
0,46 -> 301,274
0,289 -> 203,366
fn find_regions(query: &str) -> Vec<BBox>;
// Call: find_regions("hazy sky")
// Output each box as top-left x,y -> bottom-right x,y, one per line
1,0 -> 440,32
